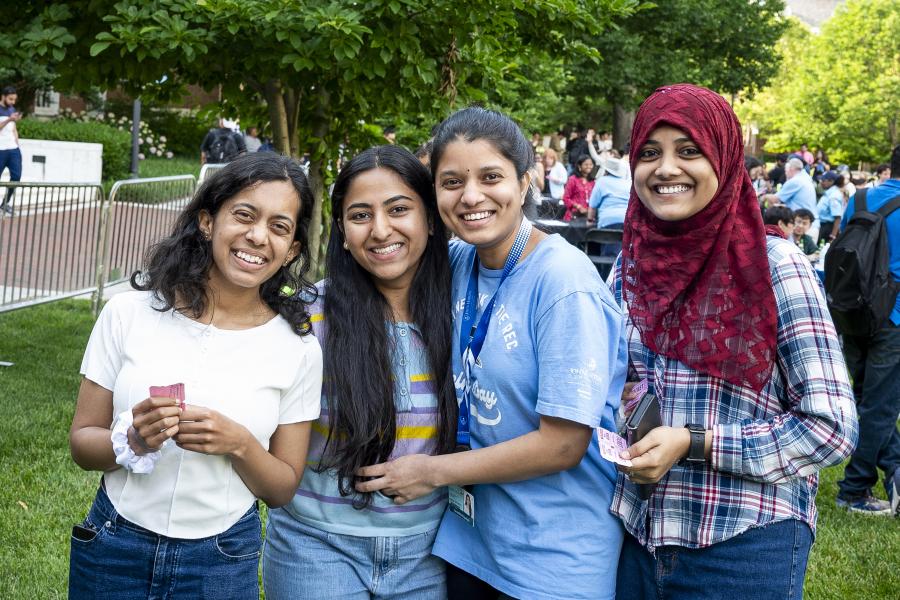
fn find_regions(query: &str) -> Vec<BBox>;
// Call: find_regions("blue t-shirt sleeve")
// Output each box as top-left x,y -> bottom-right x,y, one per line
588,181 -> 602,208
533,290 -> 627,427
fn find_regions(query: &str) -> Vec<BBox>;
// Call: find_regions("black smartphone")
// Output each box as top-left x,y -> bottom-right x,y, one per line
71,523 -> 98,542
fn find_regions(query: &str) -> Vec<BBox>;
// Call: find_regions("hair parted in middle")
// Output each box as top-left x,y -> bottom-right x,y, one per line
318,145 -> 457,507
131,152 -> 317,336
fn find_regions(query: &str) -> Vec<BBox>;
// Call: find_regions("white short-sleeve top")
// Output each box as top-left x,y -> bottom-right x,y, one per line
80,291 -> 322,539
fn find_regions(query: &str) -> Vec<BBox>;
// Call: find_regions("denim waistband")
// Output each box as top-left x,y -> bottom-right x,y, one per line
89,479 -> 258,540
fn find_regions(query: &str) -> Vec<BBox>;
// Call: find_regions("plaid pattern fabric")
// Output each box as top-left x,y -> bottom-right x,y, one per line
610,237 -> 858,550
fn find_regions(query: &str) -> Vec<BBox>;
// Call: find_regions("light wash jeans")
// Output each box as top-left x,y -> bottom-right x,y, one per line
263,506 -> 446,599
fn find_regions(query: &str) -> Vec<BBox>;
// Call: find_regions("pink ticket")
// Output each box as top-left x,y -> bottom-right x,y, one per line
597,428 -> 633,467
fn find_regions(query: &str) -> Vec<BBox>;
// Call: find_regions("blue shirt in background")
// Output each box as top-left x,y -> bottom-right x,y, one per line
777,170 -> 818,218
432,235 -> 627,600
589,174 -> 630,228
817,186 -> 843,223
841,179 -> 900,325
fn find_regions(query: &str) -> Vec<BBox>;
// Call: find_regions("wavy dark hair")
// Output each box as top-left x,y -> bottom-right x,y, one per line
131,153 -> 317,336
318,145 -> 456,506
430,105 -> 538,215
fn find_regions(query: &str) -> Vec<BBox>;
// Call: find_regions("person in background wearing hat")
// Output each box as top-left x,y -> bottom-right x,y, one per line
0,85 -> 22,216
587,156 -> 630,231
817,170 -> 844,244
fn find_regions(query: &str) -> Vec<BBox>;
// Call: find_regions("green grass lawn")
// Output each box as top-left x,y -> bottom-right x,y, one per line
1,300 -> 897,598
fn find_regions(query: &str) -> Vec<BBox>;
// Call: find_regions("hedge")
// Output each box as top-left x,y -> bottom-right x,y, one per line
17,119 -> 131,181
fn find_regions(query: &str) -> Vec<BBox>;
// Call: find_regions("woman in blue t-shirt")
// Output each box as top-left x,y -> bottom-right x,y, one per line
358,107 -> 628,600
263,146 -> 458,598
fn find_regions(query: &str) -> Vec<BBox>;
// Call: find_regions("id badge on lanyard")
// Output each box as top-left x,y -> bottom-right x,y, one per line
456,218 -> 533,448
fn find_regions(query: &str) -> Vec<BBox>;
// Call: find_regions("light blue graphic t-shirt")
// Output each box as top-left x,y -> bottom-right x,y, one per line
432,234 -> 627,600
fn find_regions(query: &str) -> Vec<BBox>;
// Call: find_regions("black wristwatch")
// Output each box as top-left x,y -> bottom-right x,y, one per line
683,424 -> 706,464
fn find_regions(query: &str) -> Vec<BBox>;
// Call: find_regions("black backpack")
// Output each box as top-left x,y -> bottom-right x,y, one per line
208,129 -> 240,163
824,188 -> 900,336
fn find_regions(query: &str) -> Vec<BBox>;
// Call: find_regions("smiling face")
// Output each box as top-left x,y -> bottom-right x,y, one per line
341,167 -> 430,294
435,138 -> 530,268
577,157 -> 594,177
199,179 -> 301,294
632,125 -> 719,222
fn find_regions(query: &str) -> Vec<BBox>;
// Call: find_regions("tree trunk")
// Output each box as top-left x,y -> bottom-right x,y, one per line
263,79 -> 290,154
284,87 -> 302,158
613,103 -> 635,153
306,88 -> 332,277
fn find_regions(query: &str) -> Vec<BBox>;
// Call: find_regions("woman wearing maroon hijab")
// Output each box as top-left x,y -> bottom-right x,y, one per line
609,84 -> 857,600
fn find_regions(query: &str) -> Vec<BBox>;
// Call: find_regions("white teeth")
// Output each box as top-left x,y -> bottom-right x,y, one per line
462,211 -> 493,221
656,184 -> 690,194
372,243 -> 402,255
234,250 -> 265,264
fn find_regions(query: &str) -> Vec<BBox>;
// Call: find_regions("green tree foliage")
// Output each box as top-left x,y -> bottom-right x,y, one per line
1,4 -> 75,112
558,0 -> 786,146
24,0 -> 637,268
737,0 -> 899,165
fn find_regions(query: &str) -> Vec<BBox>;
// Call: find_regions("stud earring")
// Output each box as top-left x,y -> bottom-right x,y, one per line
343,241 -> 349,250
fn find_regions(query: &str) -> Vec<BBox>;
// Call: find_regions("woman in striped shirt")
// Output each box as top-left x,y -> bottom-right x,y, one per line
263,146 -> 457,598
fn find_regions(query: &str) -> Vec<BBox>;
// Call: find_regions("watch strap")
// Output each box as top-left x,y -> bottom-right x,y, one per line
684,423 -> 706,464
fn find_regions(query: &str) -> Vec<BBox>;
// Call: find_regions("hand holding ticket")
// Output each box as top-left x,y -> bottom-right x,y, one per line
149,383 -> 185,410
623,378 -> 649,415
597,428 -> 633,467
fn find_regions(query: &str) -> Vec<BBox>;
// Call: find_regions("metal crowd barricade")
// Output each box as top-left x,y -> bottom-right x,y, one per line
94,175 -> 196,312
0,182 -> 105,312
198,163 -> 226,185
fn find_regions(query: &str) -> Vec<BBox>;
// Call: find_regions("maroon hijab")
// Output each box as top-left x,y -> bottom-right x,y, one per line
622,84 -> 778,392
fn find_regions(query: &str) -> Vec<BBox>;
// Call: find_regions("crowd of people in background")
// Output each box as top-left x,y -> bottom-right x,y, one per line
60,81 -> 899,600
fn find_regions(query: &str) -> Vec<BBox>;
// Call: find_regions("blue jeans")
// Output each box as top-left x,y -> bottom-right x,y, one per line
838,321 -> 900,497
263,507 -> 445,599
69,486 -> 261,599
616,519 -> 812,600
0,147 -> 21,205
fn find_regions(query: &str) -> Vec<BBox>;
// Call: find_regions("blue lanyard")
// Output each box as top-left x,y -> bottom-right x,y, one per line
456,218 -> 533,446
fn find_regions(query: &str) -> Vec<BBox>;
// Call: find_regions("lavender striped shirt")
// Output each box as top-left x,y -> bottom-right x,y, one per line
284,291 -> 447,537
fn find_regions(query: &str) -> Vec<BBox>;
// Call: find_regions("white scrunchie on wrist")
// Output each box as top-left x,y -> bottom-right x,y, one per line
111,409 -> 161,474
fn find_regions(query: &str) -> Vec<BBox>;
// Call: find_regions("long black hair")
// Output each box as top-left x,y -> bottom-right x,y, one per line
430,106 -> 538,213
131,153 -> 317,336
319,145 -> 456,506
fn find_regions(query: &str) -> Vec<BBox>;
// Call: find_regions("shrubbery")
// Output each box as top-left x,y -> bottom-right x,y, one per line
103,98 -> 212,158
18,118 -> 131,181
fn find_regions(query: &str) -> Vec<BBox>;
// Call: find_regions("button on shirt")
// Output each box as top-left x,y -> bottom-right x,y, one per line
777,170 -> 818,218
610,238 -> 857,551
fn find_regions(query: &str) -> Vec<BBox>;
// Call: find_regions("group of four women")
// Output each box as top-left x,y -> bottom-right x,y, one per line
68,84 -> 857,599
